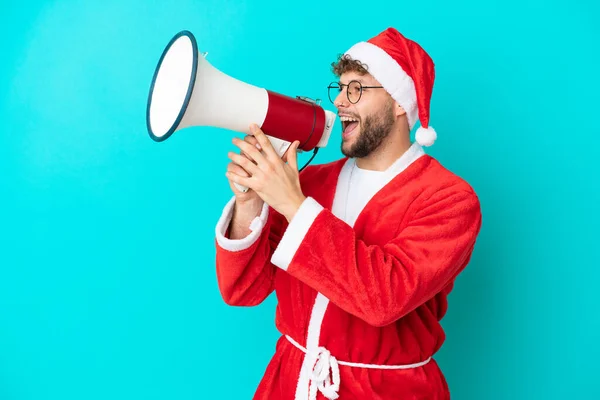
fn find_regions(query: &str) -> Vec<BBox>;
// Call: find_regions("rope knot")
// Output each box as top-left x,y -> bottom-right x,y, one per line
309,346 -> 340,400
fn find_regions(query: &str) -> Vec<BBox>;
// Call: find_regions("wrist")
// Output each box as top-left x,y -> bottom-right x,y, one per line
283,195 -> 306,222
232,197 -> 264,224
229,198 -> 264,239
235,196 -> 264,211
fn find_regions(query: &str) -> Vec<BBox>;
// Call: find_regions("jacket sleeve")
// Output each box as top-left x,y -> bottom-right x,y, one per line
214,196 -> 285,306
270,187 -> 482,326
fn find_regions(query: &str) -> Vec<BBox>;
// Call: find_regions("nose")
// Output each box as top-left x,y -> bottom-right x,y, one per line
334,88 -> 349,109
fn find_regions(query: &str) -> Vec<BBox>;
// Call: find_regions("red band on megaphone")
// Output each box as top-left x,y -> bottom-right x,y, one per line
261,91 -> 325,152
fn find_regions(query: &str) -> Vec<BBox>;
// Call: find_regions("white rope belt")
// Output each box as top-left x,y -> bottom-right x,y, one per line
285,334 -> 432,400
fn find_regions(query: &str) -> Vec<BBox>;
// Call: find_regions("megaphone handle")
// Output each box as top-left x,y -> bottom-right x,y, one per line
233,135 -> 292,193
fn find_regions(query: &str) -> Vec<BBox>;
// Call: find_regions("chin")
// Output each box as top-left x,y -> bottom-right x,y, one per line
341,140 -> 356,157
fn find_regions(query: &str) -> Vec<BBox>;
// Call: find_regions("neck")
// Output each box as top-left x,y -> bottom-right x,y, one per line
355,126 -> 413,171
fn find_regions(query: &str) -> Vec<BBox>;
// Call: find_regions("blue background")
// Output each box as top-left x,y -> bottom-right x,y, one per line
1,0 -> 599,399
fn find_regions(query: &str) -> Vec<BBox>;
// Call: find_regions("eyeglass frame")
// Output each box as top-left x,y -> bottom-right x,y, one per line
327,80 -> 385,104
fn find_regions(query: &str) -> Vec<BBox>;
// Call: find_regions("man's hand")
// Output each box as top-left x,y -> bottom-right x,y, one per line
225,135 -> 265,239
226,124 -> 306,222
226,135 -> 263,202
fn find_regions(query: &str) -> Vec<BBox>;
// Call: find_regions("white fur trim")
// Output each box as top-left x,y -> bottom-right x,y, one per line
270,197 -> 324,271
345,41 -> 418,128
291,145 -> 426,399
415,126 -> 437,147
294,293 -> 330,400
214,196 -> 269,252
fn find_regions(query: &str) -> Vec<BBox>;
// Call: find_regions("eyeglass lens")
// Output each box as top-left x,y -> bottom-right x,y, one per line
328,81 -> 363,104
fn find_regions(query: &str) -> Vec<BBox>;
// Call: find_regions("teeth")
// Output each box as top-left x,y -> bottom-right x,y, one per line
340,116 -> 358,122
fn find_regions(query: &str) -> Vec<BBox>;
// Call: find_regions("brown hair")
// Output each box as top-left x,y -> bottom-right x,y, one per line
331,53 -> 369,77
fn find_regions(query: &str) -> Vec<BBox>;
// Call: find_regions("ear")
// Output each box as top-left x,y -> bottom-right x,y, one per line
395,103 -> 407,118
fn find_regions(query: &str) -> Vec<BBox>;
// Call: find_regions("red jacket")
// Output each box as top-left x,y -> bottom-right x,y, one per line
215,147 -> 482,400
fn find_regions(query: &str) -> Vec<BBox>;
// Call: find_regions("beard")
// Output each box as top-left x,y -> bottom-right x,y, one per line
341,100 -> 395,158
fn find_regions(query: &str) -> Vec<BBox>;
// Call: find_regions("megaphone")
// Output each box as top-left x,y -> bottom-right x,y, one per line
146,30 -> 336,192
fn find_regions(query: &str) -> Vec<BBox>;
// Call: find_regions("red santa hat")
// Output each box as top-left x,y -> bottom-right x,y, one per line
344,27 -> 437,146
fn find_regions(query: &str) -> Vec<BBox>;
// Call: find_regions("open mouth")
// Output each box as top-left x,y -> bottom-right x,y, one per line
340,116 -> 359,139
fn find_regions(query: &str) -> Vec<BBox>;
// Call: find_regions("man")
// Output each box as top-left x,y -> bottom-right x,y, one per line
214,27 -> 482,400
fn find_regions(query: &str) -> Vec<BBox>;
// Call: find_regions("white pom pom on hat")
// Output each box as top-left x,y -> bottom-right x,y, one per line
415,126 -> 437,147
344,27 -> 437,146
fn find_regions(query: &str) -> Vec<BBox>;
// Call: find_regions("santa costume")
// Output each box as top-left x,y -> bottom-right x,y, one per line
214,27 -> 482,400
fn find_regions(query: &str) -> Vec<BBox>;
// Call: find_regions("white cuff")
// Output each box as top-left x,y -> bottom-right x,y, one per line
271,197 -> 324,271
215,196 -> 269,252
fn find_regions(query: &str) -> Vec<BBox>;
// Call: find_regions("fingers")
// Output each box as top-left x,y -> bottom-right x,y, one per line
249,124 -> 279,160
282,140 -> 300,164
281,141 -> 295,163
233,136 -> 268,168
287,141 -> 300,171
244,134 -> 261,149
227,161 -> 250,177
228,151 -> 259,176
240,135 -> 261,159
225,170 -> 252,189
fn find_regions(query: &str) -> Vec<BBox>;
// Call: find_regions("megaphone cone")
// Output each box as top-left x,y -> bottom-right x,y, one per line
146,30 -> 336,160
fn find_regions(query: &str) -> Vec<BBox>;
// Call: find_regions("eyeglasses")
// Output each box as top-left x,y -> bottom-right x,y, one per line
327,80 -> 385,104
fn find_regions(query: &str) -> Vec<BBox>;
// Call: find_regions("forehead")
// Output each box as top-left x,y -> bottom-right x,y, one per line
339,71 -> 380,85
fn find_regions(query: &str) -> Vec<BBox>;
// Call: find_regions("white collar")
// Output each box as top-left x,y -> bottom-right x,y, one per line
350,142 -> 426,179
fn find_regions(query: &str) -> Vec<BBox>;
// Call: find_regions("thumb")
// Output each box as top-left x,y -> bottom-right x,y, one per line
287,141 -> 300,171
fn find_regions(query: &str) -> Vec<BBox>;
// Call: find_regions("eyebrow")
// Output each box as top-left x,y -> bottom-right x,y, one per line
339,78 -> 367,85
